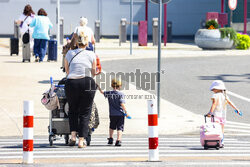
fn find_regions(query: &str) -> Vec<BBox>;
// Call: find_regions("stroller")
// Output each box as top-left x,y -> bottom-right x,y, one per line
48,77 -> 99,146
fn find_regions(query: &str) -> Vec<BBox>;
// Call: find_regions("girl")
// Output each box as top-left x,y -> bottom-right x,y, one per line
208,80 -> 240,147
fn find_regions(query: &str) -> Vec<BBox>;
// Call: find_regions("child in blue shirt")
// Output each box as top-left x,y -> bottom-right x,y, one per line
98,79 -> 130,146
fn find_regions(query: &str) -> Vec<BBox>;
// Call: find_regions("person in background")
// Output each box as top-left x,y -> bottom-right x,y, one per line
16,4 -> 35,49
29,8 -> 53,62
74,17 -> 95,51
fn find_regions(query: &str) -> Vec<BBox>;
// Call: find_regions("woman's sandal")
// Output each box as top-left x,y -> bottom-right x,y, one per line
78,138 -> 86,148
68,139 -> 76,146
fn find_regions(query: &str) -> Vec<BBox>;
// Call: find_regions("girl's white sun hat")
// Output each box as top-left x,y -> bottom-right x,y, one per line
210,80 -> 226,91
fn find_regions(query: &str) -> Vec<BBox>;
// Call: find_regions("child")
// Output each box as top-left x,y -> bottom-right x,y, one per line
98,78 -> 130,146
207,80 -> 240,148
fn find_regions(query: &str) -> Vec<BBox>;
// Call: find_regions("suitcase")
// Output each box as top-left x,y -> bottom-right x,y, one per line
48,40 -> 57,61
10,38 -> 19,56
22,43 -> 31,62
200,115 -> 223,150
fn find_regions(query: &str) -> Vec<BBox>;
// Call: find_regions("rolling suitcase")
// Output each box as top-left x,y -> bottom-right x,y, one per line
48,40 -> 57,61
22,43 -> 31,62
200,115 -> 223,150
10,38 -> 19,56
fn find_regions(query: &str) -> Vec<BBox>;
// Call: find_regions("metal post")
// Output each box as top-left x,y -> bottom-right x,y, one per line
164,4 -> 167,46
157,0 -> 162,118
98,0 -> 101,20
244,0 -> 247,34
230,10 -> 233,27
57,0 -> 60,46
221,0 -> 224,27
145,0 -> 148,21
130,0 -> 133,55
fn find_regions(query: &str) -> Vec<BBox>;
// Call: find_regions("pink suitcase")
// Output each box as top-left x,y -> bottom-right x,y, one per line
200,115 -> 223,150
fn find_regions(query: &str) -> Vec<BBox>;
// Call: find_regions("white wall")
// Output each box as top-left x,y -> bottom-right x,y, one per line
0,0 -> 221,36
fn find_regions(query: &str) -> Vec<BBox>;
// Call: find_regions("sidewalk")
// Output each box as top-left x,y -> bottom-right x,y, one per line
0,38 -> 249,137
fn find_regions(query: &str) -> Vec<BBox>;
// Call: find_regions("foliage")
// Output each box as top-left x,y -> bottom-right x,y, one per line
219,27 -> 238,45
205,20 -> 219,29
236,33 -> 250,50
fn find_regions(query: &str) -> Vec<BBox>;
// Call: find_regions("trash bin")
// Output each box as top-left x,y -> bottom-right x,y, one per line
95,20 -> 101,43
167,21 -> 172,42
152,18 -> 158,46
138,21 -> 147,46
119,18 -> 127,43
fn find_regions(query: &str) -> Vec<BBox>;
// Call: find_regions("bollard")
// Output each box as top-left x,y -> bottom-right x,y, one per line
147,100 -> 159,161
23,101 -> 34,164
167,21 -> 172,42
152,18 -> 158,46
60,17 -> 64,45
119,18 -> 127,44
95,20 -> 101,43
14,20 -> 20,39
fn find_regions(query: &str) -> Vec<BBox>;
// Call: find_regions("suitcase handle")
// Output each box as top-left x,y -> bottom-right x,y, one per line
204,114 -> 215,123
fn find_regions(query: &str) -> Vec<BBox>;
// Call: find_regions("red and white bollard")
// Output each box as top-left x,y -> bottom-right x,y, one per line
23,101 -> 34,164
147,100 -> 159,161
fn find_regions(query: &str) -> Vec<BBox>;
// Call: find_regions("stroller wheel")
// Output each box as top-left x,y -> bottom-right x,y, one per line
65,134 -> 69,145
49,135 -> 53,146
86,135 -> 91,146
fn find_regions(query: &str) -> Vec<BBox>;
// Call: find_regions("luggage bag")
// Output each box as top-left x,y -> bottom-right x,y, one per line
10,38 -> 19,56
200,115 -> 223,150
22,43 -> 31,62
48,40 -> 57,61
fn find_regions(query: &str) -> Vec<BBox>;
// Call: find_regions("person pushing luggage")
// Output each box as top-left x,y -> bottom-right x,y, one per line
98,79 -> 130,146
207,80 -> 241,147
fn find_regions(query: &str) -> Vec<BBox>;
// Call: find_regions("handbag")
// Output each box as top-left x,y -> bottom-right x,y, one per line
22,29 -> 30,44
21,16 -> 30,44
41,87 -> 60,111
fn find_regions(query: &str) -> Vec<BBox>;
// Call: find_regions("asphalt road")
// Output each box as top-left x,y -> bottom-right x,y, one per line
102,55 -> 250,124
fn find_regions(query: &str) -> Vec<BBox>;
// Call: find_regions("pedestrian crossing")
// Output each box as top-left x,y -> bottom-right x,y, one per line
222,121 -> 250,136
0,135 -> 250,166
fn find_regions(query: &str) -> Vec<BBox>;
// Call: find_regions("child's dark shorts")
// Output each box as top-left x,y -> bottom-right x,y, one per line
109,116 -> 125,131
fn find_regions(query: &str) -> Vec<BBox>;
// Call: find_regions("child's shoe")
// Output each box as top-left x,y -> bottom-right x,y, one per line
115,140 -> 122,146
107,138 -> 113,145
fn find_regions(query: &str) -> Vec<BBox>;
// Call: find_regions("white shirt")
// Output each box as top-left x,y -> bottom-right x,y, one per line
74,26 -> 94,43
18,14 -> 35,34
211,92 -> 228,118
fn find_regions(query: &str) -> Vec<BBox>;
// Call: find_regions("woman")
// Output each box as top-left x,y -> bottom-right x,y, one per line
74,17 -> 95,51
29,8 -> 53,62
64,29 -> 97,148
16,4 -> 35,49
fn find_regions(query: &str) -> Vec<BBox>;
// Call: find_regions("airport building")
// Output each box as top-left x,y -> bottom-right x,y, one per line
0,0 -> 249,38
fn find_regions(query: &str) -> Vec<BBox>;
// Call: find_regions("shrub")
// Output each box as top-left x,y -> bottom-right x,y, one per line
219,27 -> 238,45
236,33 -> 250,50
205,20 -> 219,29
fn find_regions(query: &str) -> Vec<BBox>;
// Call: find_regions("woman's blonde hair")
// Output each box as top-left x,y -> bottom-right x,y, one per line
77,30 -> 88,46
111,78 -> 122,88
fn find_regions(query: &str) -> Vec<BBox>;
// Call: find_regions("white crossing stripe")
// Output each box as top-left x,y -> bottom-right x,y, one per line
0,136 -> 250,162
